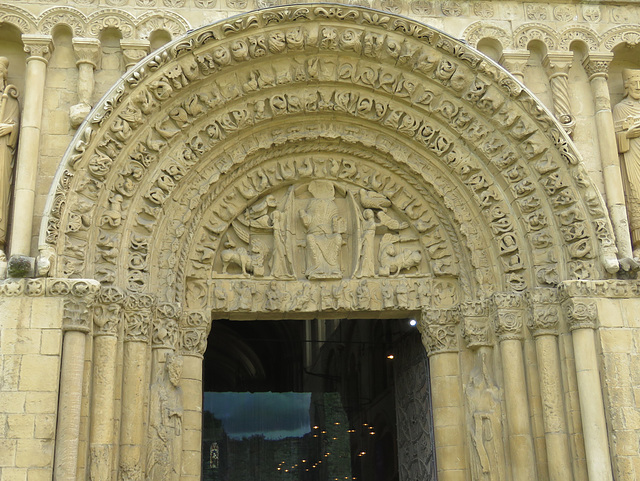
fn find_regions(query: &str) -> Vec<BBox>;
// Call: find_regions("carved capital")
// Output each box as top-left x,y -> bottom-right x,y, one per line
564,299 -> 598,330
180,310 -> 211,357
543,52 -> 573,77
582,53 -> 613,80
500,50 -> 530,80
63,298 -> 92,332
22,34 -> 53,63
73,37 -> 101,68
123,293 -> 154,342
152,302 -> 182,349
492,292 -> 527,341
419,307 -> 460,355
460,300 -> 491,348
93,286 -> 125,337
120,39 -> 150,69
529,288 -> 560,336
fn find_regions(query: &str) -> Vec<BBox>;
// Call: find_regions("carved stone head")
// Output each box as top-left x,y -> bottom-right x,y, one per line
623,68 -> 640,101
0,57 -> 8,87
166,353 -> 183,387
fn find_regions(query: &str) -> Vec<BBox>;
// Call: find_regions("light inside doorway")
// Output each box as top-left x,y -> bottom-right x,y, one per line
202,318 -> 433,481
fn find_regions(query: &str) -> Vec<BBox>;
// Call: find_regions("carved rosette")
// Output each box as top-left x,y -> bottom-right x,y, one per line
152,302 -> 182,349
492,292 -> 527,341
93,286 -> 125,337
123,293 -> 154,342
529,288 -> 560,336
564,299 -> 598,331
419,307 -> 460,356
179,311 -> 211,357
22,34 -> 53,63
460,299 -> 491,348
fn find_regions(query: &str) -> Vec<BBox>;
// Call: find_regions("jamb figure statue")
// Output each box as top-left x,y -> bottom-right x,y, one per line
614,68 -> 640,258
0,57 -> 19,260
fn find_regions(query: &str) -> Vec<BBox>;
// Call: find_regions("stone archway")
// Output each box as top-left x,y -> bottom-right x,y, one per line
40,5 -> 618,481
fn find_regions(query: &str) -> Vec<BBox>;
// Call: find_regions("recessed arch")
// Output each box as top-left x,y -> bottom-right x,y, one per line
41,4 -> 617,314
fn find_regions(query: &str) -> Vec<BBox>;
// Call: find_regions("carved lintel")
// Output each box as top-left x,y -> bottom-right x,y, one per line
22,34 -> 53,63
419,307 -> 460,355
120,39 -> 150,70
582,53 -> 613,81
73,37 -> 102,69
179,310 -> 211,357
461,300 -> 492,348
491,292 -> 527,341
123,293 -> 154,342
563,299 -> 598,331
93,286 -> 125,337
152,302 -> 182,349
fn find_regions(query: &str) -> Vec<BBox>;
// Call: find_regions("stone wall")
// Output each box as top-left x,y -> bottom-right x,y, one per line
0,294 -> 64,481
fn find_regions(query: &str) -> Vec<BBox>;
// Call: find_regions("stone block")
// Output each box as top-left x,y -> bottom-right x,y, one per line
39,330 -> 62,356
15,440 -> 54,468
27,468 -> 52,481
1,355 -> 21,391
1,329 -> 41,355
598,299 -> 624,327
435,444 -> 466,470
430,375 -> 461,408
0,298 -> 28,329
19,355 -> 60,392
0,439 -> 17,466
25,392 -> 57,414
0,392 -> 26,413
600,329 -> 634,353
0,467 -> 27,481
29,300 -> 62,329
613,430 -> 640,456
621,300 -> 640,328
34,415 -> 55,439
6,414 -> 34,439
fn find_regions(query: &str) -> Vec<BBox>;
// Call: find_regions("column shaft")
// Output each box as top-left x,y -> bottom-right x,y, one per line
585,57 -> 633,259
572,328 -> 614,481
10,38 -> 50,256
54,330 -> 87,481
535,334 -> 574,481
500,339 -> 537,481
181,355 -> 203,481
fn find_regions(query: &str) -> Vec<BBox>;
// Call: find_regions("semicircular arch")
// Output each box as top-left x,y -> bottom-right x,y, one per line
41,4 -> 617,309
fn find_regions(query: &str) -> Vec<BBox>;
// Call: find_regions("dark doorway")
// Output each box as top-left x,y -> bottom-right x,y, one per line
202,318 -> 435,481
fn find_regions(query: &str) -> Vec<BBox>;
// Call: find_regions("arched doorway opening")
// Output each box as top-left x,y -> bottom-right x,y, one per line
202,317 -> 434,481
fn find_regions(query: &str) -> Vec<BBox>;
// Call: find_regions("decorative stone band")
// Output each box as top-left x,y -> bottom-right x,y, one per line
419,307 -> 460,356
563,299 -> 598,331
180,310 -> 212,358
22,34 -> 53,63
460,299 -> 492,349
152,302 -> 182,349
528,287 -> 561,337
123,293 -> 155,342
559,279 -> 640,299
93,286 -> 126,337
491,291 -> 528,341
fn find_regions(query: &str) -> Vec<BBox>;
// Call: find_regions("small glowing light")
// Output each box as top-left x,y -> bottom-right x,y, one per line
334,422 -> 340,425
409,319 -> 417,327
313,426 -> 319,429
387,354 -> 394,360
370,431 -> 376,435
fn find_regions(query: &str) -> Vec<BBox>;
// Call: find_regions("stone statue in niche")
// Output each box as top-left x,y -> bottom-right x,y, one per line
465,350 -> 506,481
270,209 -> 294,278
378,233 -> 422,276
299,180 -> 345,279
614,69 -> 640,258
147,353 -> 183,481
354,209 -> 377,278
0,57 -> 19,259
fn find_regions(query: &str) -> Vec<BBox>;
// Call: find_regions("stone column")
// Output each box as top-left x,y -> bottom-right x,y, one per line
9,35 -> 52,257
88,287 -> 125,481
118,294 -> 154,481
461,300 -> 507,481
529,289 -> 574,481
544,52 -> 576,137
53,280 -> 100,481
179,310 -> 212,481
70,38 -> 101,128
492,292 -> 537,481
564,299 -> 614,481
583,54 -> 634,261
500,50 -> 530,84
419,307 -> 467,481
121,40 -> 151,72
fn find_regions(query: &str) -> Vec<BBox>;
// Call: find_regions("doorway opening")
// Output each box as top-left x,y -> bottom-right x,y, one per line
202,318 -> 436,481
